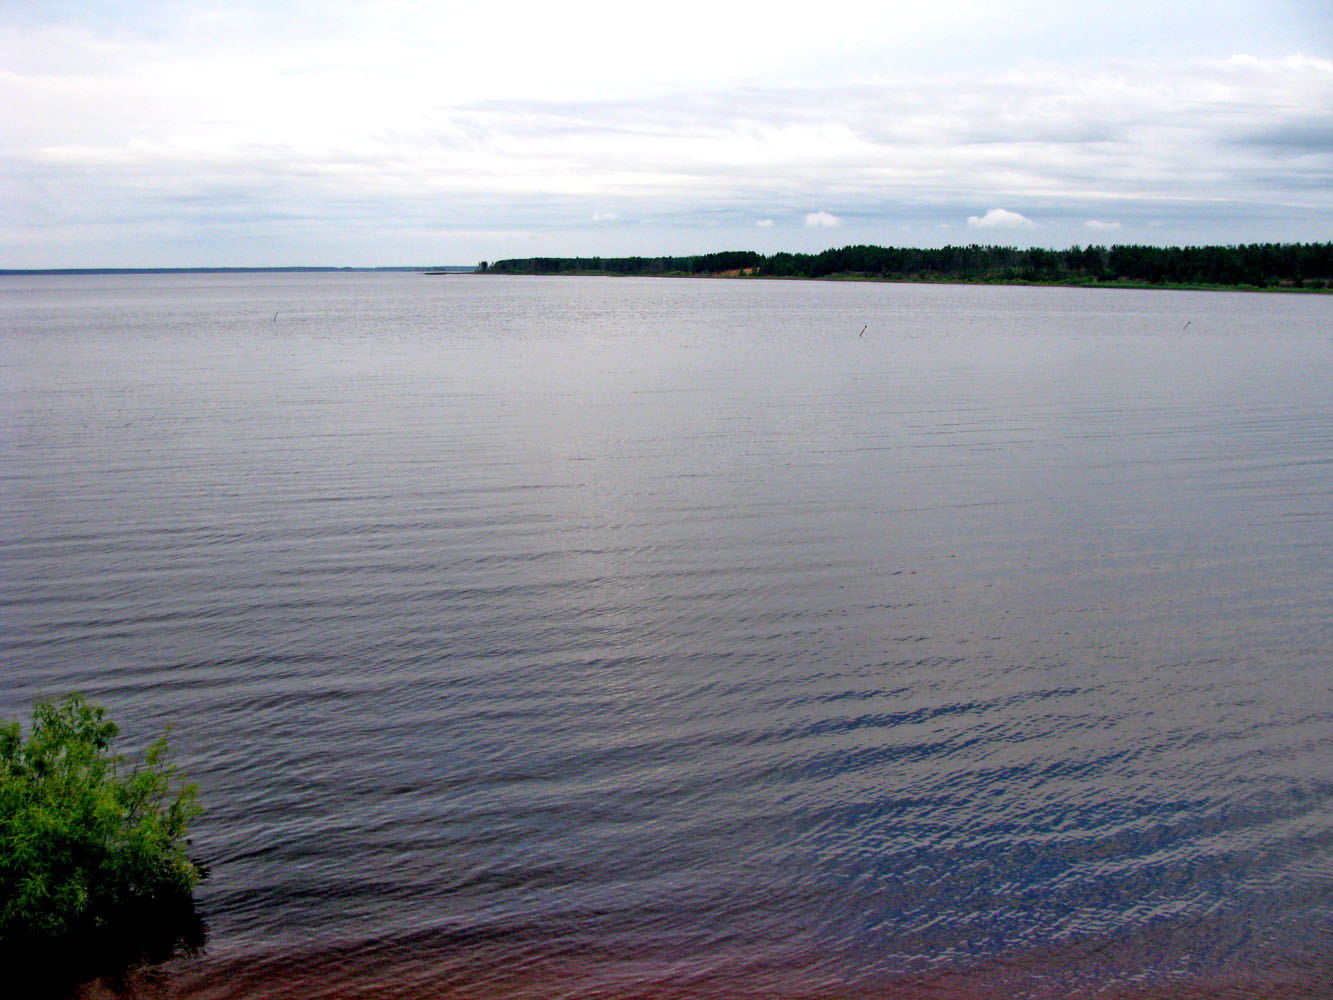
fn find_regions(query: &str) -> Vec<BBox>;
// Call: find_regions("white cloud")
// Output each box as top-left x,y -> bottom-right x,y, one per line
1085,219 -> 1123,231
967,208 -> 1034,229
1,1 -> 1330,265
804,211 -> 842,228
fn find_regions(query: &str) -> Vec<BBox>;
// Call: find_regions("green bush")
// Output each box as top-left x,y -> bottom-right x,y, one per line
0,694 -> 205,983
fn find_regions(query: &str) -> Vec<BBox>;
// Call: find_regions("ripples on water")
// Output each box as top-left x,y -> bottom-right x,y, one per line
2,274 -> 1331,998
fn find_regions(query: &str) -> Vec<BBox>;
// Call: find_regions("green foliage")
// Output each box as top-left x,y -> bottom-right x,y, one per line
485,242 -> 1333,289
0,694 -> 204,983
487,249 -> 763,276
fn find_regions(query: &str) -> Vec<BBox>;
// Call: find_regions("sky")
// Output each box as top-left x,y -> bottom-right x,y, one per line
2,0 -> 1331,267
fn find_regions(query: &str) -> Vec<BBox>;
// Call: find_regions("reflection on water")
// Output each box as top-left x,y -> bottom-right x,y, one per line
2,274 -> 1331,998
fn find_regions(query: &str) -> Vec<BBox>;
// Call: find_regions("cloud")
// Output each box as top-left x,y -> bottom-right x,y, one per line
1233,118 -> 1333,153
967,208 -> 1034,229
804,211 -> 842,228
1084,219 -> 1122,231
1,2 -> 1331,266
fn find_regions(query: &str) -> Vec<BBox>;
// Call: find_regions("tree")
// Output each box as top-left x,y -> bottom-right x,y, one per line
1,694 -> 205,989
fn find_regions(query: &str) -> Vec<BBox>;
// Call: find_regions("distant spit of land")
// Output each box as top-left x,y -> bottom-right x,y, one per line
482,242 -> 1333,291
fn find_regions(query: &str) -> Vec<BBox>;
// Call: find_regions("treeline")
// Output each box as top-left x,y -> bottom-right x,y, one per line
485,243 -> 1333,288
485,250 -> 763,277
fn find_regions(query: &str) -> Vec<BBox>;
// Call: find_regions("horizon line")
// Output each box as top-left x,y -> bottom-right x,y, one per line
7,239 -> 1331,275
0,265 -> 477,276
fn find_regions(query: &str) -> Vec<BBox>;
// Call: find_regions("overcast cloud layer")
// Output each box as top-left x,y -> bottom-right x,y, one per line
3,1 -> 1331,266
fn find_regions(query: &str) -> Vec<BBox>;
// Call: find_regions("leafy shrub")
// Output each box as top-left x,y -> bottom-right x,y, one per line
0,694 -> 205,985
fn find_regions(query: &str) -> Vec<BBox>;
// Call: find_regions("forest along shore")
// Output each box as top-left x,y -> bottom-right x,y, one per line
481,242 -> 1333,291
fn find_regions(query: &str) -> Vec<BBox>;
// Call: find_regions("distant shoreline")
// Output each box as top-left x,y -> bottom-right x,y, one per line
482,243 -> 1333,293
7,242 -> 1332,292
5,267 -> 1324,293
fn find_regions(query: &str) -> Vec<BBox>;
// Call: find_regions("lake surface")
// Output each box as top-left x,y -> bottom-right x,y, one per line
2,273 -> 1330,998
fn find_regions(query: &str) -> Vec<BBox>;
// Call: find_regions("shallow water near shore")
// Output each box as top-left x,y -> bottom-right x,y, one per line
3,273 -> 1331,998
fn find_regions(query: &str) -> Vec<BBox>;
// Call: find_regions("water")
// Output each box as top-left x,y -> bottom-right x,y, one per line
2,273 -> 1330,998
